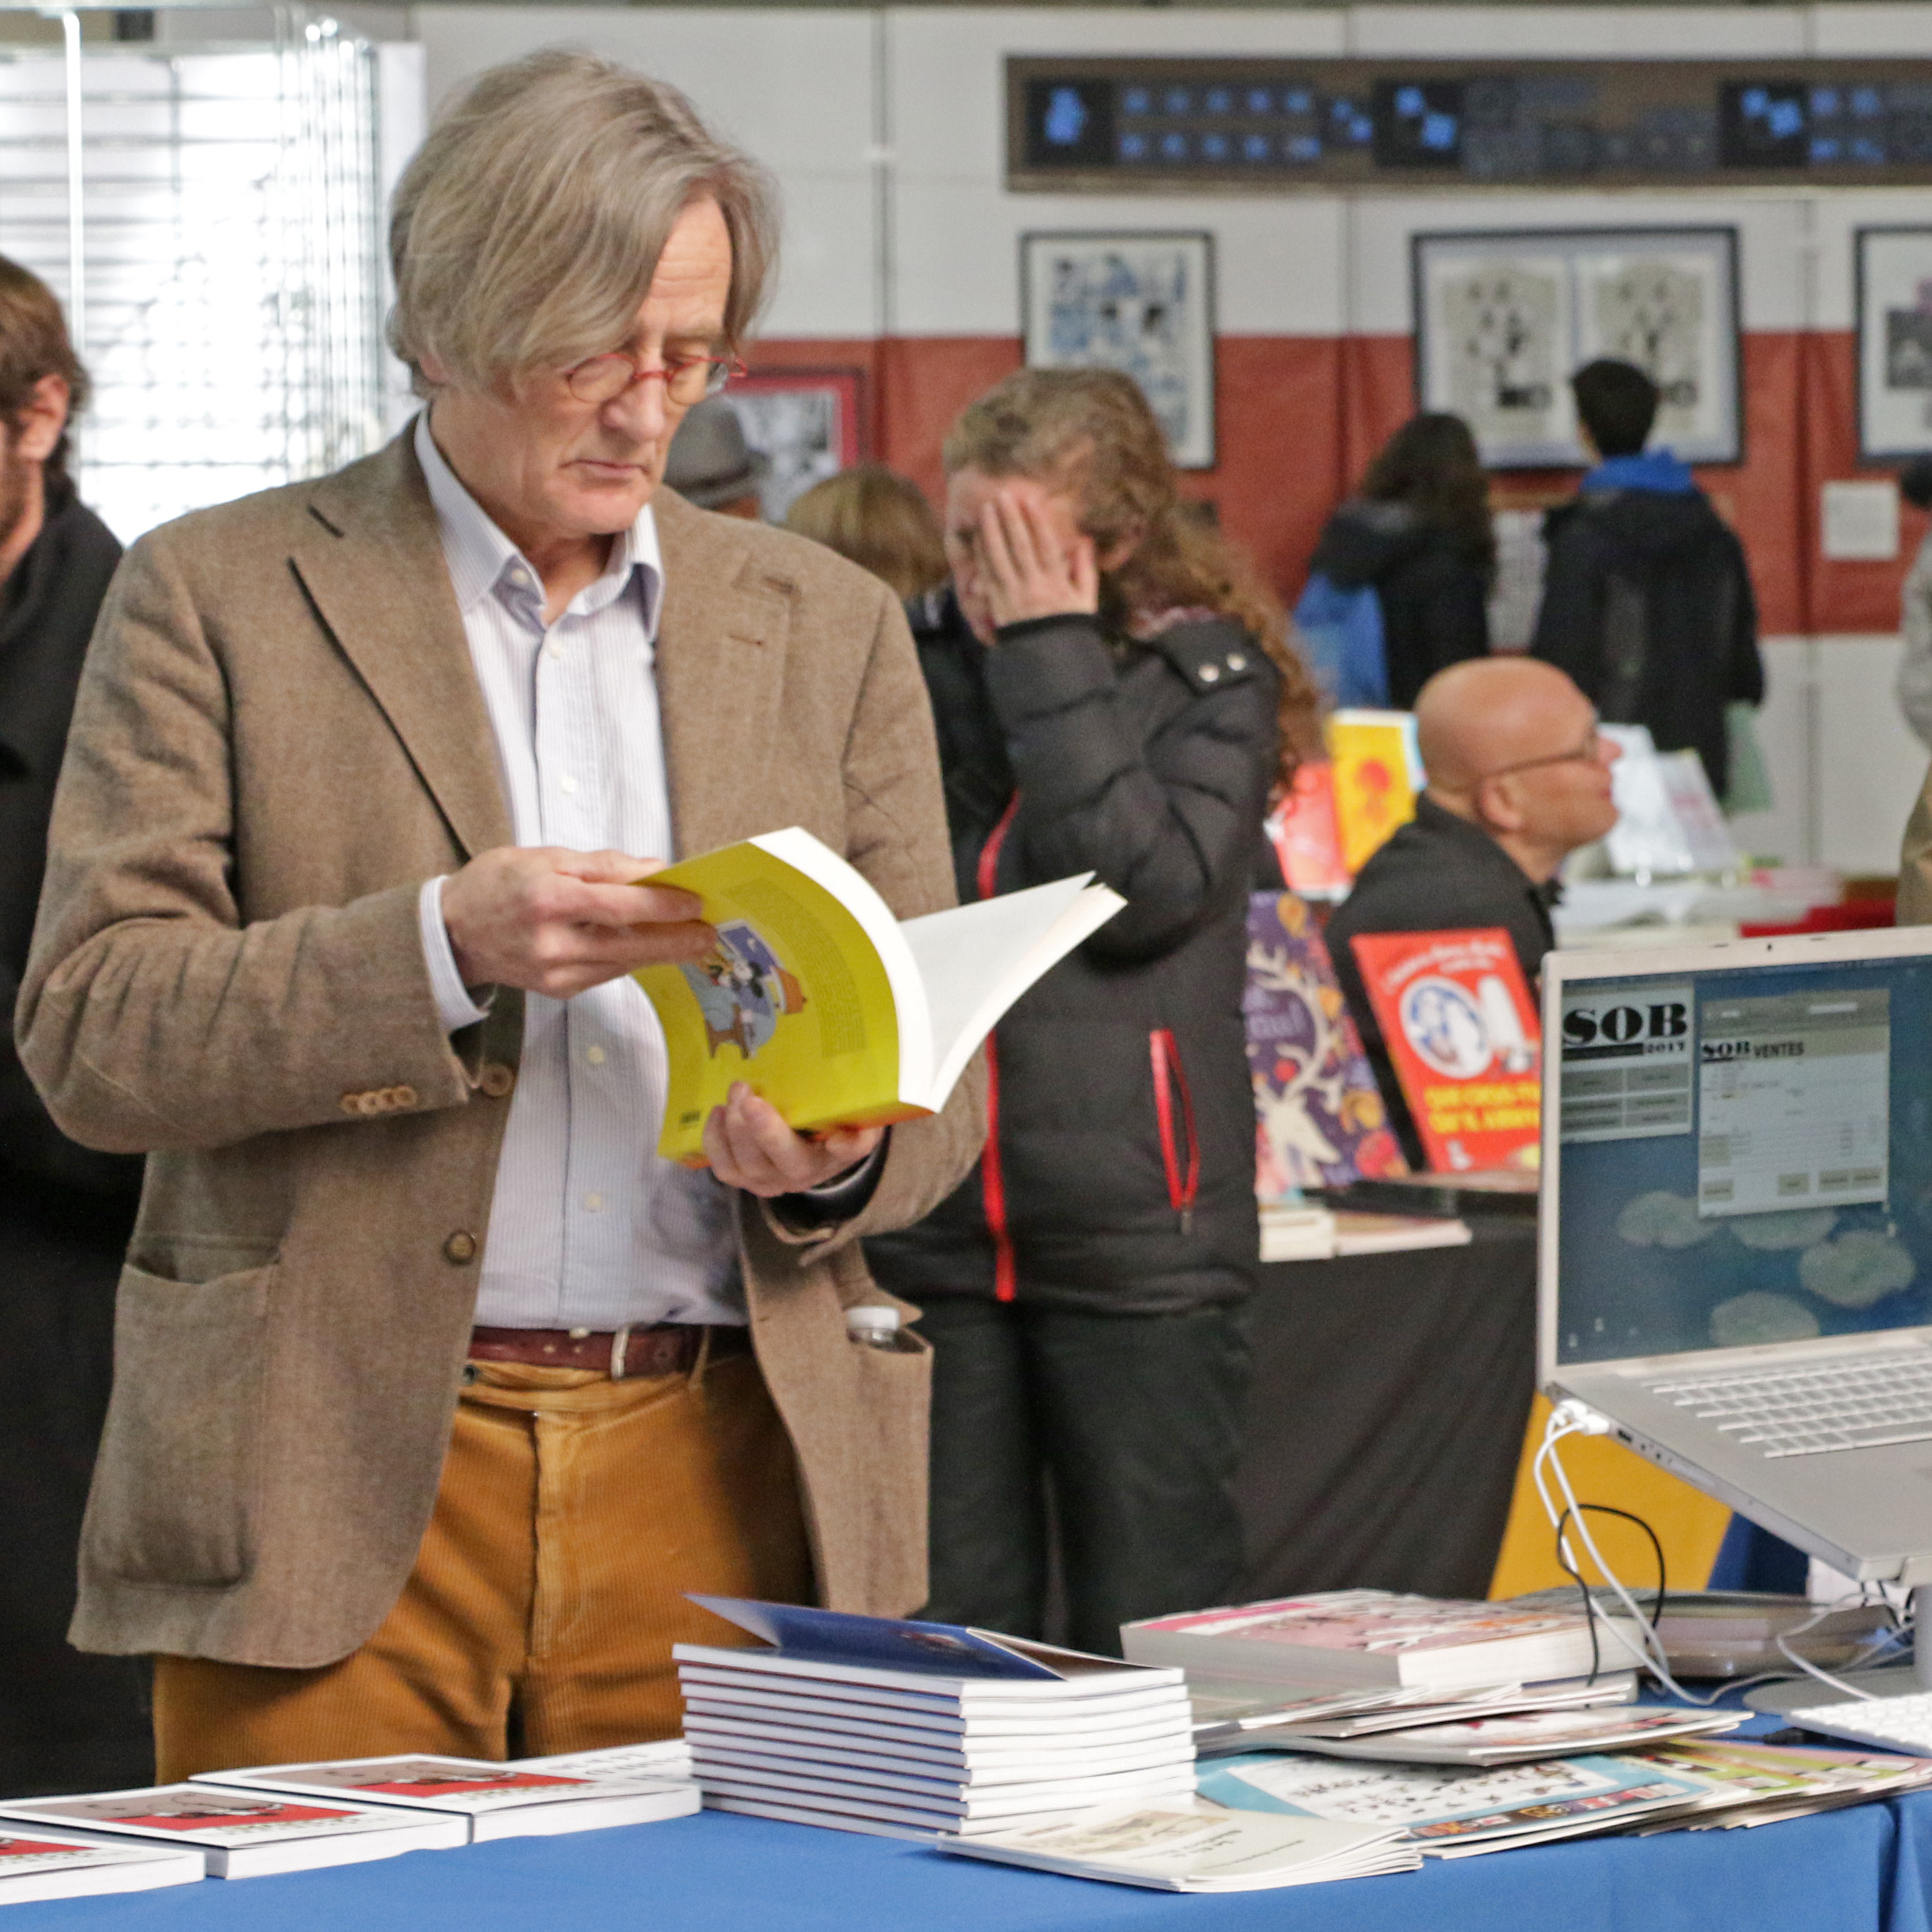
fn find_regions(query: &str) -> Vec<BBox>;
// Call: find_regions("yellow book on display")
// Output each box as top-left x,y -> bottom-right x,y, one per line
1326,709 -> 1423,875
632,827 -> 1124,1164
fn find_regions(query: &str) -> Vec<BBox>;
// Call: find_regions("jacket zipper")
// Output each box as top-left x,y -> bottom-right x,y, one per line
1149,1027 -> 1200,1237
976,795 -> 1021,1302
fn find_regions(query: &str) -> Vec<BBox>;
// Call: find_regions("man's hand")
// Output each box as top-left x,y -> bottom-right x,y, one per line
441,847 -> 712,999
703,1081 -> 884,1198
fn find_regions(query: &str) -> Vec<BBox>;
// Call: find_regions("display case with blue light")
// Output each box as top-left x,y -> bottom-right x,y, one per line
1009,58 -> 1932,189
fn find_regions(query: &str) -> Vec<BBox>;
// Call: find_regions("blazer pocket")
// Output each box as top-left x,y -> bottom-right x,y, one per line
86,1262 -> 273,1589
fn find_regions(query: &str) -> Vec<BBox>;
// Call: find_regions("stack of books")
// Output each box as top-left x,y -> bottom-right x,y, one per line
675,1596 -> 1196,1838
0,1783 -> 466,1877
0,1827 -> 204,1903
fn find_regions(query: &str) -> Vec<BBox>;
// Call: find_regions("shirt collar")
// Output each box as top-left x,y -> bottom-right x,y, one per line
413,410 -> 663,638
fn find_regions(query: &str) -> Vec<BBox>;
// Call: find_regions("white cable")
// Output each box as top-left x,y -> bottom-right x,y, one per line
1531,1406 -> 1911,1708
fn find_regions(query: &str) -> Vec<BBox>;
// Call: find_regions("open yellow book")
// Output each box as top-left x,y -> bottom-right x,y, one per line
632,826 -> 1124,1163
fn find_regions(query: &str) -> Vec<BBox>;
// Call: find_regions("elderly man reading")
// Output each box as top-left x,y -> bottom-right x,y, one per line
17,53 -> 981,1777
1326,657 -> 1619,1166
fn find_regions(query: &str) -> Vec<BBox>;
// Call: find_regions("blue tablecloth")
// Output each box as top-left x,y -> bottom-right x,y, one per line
6,1793 -> 1932,1932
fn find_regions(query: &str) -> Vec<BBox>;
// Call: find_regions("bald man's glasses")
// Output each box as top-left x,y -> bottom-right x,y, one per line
1480,723 -> 1607,782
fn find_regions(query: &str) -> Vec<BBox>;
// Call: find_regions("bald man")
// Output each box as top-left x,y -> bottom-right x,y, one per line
1326,657 -> 1620,1165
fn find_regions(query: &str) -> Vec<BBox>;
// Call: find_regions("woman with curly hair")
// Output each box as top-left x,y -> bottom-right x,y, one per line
865,367 -> 1320,1652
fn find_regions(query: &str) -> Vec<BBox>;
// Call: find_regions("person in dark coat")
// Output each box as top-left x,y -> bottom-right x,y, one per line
1531,358 -> 1763,796
0,255 -> 150,1794
867,367 -> 1321,1654
1325,657 -> 1620,1167
1305,411 -> 1495,709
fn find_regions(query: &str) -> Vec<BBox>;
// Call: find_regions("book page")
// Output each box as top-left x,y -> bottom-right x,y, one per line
901,877 -> 1124,1107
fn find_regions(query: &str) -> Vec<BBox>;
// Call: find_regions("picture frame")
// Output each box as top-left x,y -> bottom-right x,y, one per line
1020,230 -> 1217,468
1855,227 -> 1932,462
724,367 -> 866,522
1411,227 -> 1742,469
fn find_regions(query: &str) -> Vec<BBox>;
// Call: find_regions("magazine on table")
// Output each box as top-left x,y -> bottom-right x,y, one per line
1231,1705 -> 1741,1767
1195,1749 -> 1711,1856
939,1803 -> 1420,1892
0,1828 -> 204,1903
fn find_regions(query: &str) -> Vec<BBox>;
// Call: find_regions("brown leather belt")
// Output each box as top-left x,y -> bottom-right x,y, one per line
468,1323 -> 751,1381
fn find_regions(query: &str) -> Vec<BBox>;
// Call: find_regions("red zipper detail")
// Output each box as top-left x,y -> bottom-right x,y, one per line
977,795 -> 1021,1303
1150,1028 -> 1200,1236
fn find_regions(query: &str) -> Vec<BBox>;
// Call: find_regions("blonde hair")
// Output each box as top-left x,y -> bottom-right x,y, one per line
943,367 -> 1321,794
388,50 -> 778,394
785,465 -> 947,601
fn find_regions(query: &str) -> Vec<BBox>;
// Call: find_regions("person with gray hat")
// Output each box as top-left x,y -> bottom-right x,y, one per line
663,394 -> 767,518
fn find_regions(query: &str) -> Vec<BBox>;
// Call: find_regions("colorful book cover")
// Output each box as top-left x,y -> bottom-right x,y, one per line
1244,893 -> 1405,1200
1265,764 -> 1350,897
1346,929 -> 1541,1175
1326,711 -> 1423,875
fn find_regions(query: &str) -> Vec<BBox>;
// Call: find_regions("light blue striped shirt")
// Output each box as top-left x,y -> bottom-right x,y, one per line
411,411 -> 745,1329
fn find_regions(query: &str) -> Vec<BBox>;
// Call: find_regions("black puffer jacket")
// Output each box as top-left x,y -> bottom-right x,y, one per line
1306,500 -> 1490,710
866,593 -> 1280,1315
1531,487 -> 1762,796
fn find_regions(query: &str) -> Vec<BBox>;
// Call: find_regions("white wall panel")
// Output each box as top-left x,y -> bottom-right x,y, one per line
414,6 -> 880,337
1728,637 -> 1815,867
1811,5 -> 1932,57
1815,636 -> 1929,875
892,183 -> 1347,337
1347,6 -> 1809,58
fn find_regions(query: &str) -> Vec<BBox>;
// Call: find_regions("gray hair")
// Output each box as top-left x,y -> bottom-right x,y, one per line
388,50 -> 778,394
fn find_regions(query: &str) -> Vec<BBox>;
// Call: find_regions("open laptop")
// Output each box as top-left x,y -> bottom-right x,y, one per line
1541,925 -> 1932,1585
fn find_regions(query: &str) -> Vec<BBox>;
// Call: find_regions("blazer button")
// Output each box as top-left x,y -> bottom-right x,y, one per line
478,1063 -> 515,1099
340,1093 -> 364,1116
357,1091 -> 385,1116
393,1085 -> 419,1108
444,1230 -> 478,1265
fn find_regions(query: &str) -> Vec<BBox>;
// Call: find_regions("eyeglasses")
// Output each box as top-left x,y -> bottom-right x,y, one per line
1480,724 -> 1609,783
562,347 -> 747,408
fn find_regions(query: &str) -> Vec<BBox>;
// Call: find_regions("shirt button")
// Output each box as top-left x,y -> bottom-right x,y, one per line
509,567 -> 531,588
559,775 -> 579,796
478,1062 -> 516,1098
583,1193 -> 605,1213
443,1230 -> 478,1265
585,1046 -> 607,1067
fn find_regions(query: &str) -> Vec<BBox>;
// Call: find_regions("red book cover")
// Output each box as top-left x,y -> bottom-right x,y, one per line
1266,762 -> 1350,897
1346,929 -> 1541,1174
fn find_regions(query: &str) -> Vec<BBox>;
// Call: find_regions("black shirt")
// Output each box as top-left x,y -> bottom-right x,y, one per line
1323,796 -> 1559,1167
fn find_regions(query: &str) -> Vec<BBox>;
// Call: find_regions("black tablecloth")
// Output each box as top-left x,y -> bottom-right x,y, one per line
1236,1217 -> 1539,1601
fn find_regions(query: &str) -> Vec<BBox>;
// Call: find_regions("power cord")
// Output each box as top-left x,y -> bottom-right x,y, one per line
1531,1403 -> 1917,1707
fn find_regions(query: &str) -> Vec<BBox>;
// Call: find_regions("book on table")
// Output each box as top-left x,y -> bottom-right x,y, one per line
1226,1704 -> 1741,1767
0,1784 -> 465,1877
939,1803 -> 1420,1891
514,1739 -> 693,1782
1122,1589 -> 1646,1694
631,827 -> 1123,1162
675,1595 -> 1195,1841
195,1754 -> 697,1843
1190,1674 -> 1639,1746
0,1828 -> 204,1903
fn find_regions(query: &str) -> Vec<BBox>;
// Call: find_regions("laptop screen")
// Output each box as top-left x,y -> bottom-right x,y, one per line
1551,947 -> 1932,1367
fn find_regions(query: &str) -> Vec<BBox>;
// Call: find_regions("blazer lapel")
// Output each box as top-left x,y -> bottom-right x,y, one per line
653,489 -> 791,858
291,436 -> 511,861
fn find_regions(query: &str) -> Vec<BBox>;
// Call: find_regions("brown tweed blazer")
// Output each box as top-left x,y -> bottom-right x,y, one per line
17,431 -> 983,1669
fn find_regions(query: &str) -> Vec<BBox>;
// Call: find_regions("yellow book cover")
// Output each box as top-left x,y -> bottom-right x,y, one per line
632,827 -> 1124,1165
1327,709 -> 1424,875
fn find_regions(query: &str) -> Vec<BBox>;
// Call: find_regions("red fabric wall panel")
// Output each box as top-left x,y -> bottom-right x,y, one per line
748,329 -> 1915,639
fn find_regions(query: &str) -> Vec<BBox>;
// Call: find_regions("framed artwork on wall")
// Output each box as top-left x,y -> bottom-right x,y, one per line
1412,227 -> 1742,469
1856,227 -> 1932,461
725,368 -> 865,522
1019,230 -> 1217,468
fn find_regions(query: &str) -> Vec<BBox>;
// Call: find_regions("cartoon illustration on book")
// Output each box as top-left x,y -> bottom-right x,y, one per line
680,919 -> 807,1062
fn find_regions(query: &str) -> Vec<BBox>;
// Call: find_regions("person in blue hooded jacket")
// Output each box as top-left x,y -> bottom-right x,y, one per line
1531,358 -> 1763,796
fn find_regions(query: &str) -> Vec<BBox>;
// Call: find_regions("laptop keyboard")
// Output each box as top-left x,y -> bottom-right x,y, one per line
1646,1349 -> 1932,1459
